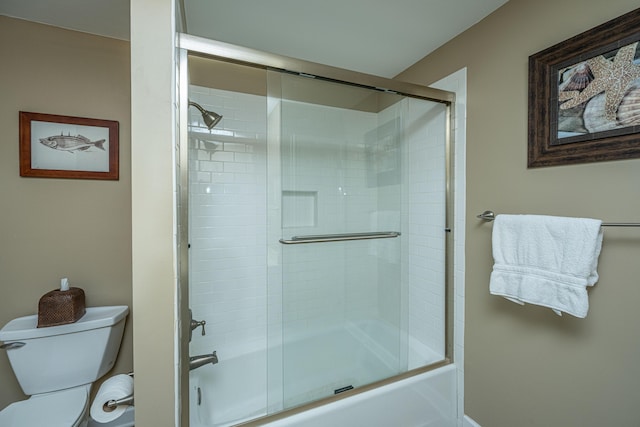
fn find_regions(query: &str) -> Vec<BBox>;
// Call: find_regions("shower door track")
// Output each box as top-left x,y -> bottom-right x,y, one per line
178,34 -> 455,103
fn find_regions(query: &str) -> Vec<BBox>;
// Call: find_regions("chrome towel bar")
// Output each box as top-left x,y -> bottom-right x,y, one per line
279,231 -> 401,244
477,210 -> 640,227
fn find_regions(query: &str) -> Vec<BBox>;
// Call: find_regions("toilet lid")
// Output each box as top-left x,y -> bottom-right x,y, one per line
0,385 -> 89,427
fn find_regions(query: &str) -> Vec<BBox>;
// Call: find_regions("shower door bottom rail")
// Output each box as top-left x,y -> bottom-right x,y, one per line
279,231 -> 401,244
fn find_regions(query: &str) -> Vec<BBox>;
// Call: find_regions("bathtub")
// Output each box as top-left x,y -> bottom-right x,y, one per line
189,322 -> 456,427
261,364 -> 456,427
190,363 -> 456,427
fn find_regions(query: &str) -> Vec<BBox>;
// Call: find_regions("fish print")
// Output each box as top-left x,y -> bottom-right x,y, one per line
39,133 -> 105,152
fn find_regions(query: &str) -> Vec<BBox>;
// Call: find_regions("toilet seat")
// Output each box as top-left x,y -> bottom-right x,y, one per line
0,384 -> 90,427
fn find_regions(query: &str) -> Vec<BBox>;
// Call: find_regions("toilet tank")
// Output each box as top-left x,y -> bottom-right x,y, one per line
0,306 -> 129,395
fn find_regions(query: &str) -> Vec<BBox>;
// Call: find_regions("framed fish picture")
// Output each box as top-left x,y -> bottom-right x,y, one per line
528,7 -> 640,167
19,111 -> 119,180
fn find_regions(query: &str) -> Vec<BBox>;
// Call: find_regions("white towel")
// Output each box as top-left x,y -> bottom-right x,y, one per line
489,214 -> 604,318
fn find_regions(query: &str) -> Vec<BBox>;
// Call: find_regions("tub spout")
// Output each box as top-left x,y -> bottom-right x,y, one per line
189,351 -> 218,371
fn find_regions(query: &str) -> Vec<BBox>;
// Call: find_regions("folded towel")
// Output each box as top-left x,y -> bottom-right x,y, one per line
489,214 -> 604,318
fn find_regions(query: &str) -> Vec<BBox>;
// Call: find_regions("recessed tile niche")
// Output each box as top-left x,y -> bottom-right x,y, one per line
282,190 -> 318,228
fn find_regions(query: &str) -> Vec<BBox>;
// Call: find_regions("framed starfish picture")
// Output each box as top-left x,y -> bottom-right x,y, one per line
528,7 -> 640,167
19,111 -> 119,180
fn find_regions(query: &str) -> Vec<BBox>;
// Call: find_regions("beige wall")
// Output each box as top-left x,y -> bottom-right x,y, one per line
397,1 -> 640,426
0,17 -> 132,409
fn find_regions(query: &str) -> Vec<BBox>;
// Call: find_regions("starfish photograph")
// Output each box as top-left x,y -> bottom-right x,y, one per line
559,42 -> 640,122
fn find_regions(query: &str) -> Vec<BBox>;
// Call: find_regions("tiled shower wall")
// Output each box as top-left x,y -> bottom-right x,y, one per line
403,98 -> 446,362
189,85 -> 446,364
279,100 -> 382,337
378,98 -> 446,365
188,86 -> 268,358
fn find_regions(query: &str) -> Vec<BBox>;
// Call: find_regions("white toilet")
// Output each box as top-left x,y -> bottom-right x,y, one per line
0,305 -> 129,427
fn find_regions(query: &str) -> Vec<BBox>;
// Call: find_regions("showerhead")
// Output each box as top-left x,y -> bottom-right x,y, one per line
189,101 -> 223,130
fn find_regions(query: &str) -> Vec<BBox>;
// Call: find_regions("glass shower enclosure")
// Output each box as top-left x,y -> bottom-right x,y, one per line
185,49 -> 452,427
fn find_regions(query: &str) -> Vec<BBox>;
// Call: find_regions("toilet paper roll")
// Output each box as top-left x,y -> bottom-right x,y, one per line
90,374 -> 134,423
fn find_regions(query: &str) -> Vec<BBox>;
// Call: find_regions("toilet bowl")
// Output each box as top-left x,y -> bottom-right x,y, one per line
0,306 -> 129,427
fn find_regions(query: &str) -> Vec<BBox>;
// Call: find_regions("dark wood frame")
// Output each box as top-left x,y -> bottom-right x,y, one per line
19,111 -> 119,180
528,7 -> 640,167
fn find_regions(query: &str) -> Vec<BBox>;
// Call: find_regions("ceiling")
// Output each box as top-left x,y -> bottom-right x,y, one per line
1,0 -> 508,78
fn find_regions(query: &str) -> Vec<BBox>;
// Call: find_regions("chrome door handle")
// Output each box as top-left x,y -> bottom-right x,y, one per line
0,342 -> 25,350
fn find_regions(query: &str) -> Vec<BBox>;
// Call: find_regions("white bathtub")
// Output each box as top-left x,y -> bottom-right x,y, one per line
189,322 -> 456,427
261,364 -> 457,427
190,363 -> 456,427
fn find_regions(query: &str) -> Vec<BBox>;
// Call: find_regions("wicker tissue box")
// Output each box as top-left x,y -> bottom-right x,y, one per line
37,287 -> 86,328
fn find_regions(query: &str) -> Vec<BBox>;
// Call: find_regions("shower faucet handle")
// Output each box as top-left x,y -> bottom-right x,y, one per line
188,309 -> 207,342
191,319 -> 206,336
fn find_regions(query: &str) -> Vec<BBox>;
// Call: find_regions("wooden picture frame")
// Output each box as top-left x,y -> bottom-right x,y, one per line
19,111 -> 119,180
528,7 -> 640,167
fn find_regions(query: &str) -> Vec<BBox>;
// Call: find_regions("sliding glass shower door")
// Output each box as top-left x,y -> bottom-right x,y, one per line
186,52 -> 450,426
267,71 -> 448,410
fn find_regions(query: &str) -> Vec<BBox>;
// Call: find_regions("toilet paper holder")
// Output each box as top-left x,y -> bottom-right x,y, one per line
103,372 -> 134,411
104,394 -> 134,411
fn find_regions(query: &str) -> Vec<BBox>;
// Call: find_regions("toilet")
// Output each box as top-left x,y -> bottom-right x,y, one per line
0,305 -> 129,427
